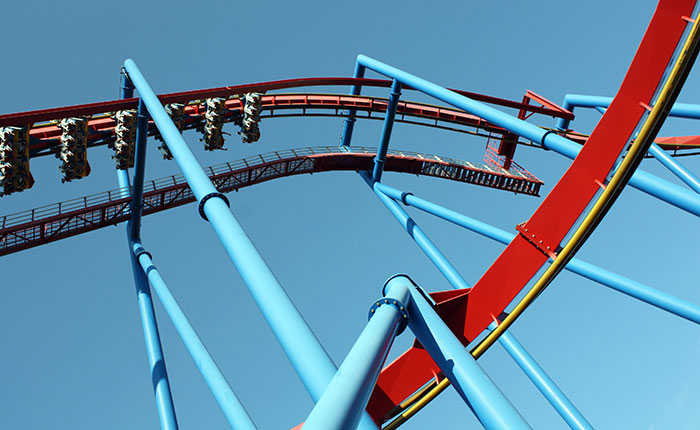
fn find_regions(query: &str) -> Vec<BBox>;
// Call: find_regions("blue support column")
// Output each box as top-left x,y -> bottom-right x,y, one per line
647,143 -> 700,194
303,280 -> 410,430
361,171 -> 471,290
374,182 -> 700,325
487,322 -> 593,430
118,71 -> 179,430
123,59 -> 378,430
352,55 -> 700,218
372,79 -> 402,182
387,276 -> 530,430
557,94 -> 700,130
340,62 -> 366,147
132,242 -> 257,430
556,94 -> 700,195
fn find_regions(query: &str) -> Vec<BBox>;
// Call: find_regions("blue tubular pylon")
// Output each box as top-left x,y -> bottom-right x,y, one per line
556,94 -> 700,130
303,280 -> 411,430
556,94 -> 700,195
340,62 -> 366,147
352,55 -> 700,218
124,73 -> 256,430
647,143 -> 700,194
372,79 -> 402,182
360,171 -> 471,290
118,73 -> 179,430
386,276 -> 531,430
487,322 -> 593,430
374,182 -> 700,325
123,59 -> 379,430
131,242 -> 257,430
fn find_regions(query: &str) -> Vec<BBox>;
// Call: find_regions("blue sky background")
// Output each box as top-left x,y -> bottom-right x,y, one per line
1,1 -> 700,429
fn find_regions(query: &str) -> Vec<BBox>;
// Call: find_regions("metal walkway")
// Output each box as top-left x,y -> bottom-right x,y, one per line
0,146 -> 542,256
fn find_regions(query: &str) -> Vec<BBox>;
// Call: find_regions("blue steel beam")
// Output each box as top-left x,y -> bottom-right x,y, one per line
303,281 -> 410,430
360,171 -> 471,290
387,276 -> 531,430
556,94 -> 700,130
373,182 -> 700,325
557,95 -> 700,194
351,55 -> 700,218
118,73 -> 179,430
132,242 -> 257,430
372,79 -> 402,182
123,59 -> 379,430
648,142 -> 700,194
487,322 -> 593,430
339,62 -> 366,147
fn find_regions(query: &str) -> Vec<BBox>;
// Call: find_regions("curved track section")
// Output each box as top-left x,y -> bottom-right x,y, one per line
9,91 -> 571,159
0,147 -> 541,256
368,0 -> 698,424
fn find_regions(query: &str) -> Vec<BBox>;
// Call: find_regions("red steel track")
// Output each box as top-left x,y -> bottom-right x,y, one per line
366,0 -> 697,423
4,88 -> 574,160
1,1 -> 697,426
0,147 -> 542,256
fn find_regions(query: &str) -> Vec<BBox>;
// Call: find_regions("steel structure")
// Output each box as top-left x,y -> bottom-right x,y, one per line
2,0 -> 700,428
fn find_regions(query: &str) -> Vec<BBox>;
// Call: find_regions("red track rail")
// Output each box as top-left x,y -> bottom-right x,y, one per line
0,78 -> 573,128
367,0 -> 697,423
24,94 -> 531,157
0,147 -> 542,256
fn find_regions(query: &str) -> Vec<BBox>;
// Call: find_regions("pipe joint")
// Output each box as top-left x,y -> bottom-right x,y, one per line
198,192 -> 230,221
368,298 -> 409,334
540,129 -> 557,149
400,191 -> 414,205
133,245 -> 152,261
381,274 -> 417,296
120,67 -> 135,91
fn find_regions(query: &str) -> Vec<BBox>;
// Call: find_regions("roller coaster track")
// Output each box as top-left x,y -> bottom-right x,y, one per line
2,86 -> 575,160
0,146 -> 542,256
3,88 -> 698,160
2,0 -> 699,427
370,0 -> 700,426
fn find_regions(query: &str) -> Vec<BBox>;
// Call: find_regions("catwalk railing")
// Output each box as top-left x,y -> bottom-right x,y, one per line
0,146 -> 542,256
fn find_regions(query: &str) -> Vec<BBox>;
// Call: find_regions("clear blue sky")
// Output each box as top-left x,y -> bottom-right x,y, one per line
1,1 -> 700,429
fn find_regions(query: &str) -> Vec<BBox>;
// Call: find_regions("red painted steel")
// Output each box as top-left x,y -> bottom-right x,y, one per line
0,79 -> 573,128
0,148 -> 542,256
367,0 -> 696,423
24,94 -> 516,155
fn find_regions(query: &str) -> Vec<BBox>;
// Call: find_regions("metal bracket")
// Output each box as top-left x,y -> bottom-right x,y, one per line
198,192 -> 230,221
515,223 -> 559,260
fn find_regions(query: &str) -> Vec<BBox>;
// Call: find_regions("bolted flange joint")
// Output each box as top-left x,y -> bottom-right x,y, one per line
198,192 -> 230,221
368,297 -> 409,335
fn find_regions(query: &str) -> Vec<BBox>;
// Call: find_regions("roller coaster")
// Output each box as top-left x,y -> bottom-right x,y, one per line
2,0 -> 700,428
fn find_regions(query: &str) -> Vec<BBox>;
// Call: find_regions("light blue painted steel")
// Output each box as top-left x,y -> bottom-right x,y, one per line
372,79 -> 402,182
123,59 -> 379,430
303,281 -> 410,430
128,100 -> 149,240
487,322 -> 593,430
648,143 -> 700,194
556,94 -> 700,194
128,248 -> 179,430
361,171 -> 471,290
353,55 -> 700,218
374,182 -> 700,324
119,169 -> 179,430
118,76 -> 179,430
340,63 -> 366,147
133,241 -> 257,430
385,276 -> 530,430
557,94 -> 700,130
